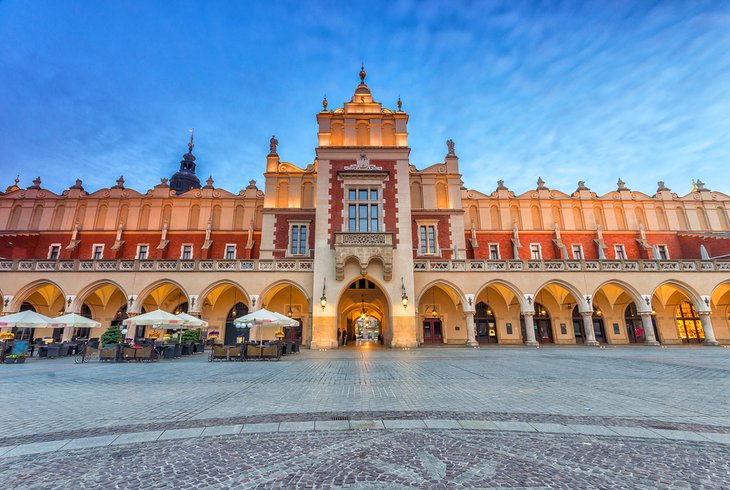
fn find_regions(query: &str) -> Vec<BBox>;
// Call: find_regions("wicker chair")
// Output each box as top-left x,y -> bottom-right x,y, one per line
244,343 -> 263,360
209,344 -> 232,361
100,345 -> 119,362
261,342 -> 281,361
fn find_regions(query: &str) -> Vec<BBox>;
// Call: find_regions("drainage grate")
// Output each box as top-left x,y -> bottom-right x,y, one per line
331,416 -> 350,421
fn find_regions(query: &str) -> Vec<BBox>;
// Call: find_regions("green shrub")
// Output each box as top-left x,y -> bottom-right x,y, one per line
100,325 -> 123,345
181,328 -> 200,343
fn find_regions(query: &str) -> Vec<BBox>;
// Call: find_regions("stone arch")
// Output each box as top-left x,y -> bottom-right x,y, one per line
356,121 -> 370,146
474,280 -> 528,311
198,280 -> 250,309
489,205 -> 500,230
614,206 -> 627,230
260,280 -> 311,311
382,121 -> 395,146
276,181 -> 289,208
331,121 -> 344,146
7,204 -> 22,229
652,280 -> 703,311
655,206 -> 668,229
436,181 -> 449,208
73,279 -> 129,313
138,204 -> 151,230
94,204 -> 108,229
133,279 -> 190,313
234,204 -> 245,229
532,279 -> 587,311
10,279 -> 66,314
530,205 -> 542,229
416,279 -> 467,310
30,203 -> 44,230
591,280 -> 643,309
572,206 -> 584,230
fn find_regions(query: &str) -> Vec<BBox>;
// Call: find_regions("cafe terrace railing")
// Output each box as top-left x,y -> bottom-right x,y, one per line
0,259 -> 313,273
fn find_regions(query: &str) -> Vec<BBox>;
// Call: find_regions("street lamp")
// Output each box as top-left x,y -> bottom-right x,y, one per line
401,277 -> 408,310
320,278 -> 327,310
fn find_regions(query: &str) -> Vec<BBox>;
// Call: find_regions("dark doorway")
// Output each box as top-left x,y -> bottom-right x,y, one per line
521,302 -> 553,344
225,302 -> 249,345
475,302 -> 498,344
624,302 -> 659,343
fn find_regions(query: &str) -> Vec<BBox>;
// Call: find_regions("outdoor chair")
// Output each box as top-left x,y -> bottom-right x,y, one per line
262,342 -> 282,361
244,343 -> 263,360
46,344 -> 61,358
59,344 -> 70,357
209,344 -> 237,361
100,345 -> 119,362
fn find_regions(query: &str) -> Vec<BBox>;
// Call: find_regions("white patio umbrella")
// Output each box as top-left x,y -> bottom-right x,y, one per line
51,313 -> 102,341
233,308 -> 299,344
0,310 -> 58,343
121,309 -> 186,327
176,312 -> 209,328
0,310 -> 57,329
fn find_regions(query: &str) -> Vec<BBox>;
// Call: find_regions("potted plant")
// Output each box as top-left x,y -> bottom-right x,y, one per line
274,329 -> 285,340
0,332 -> 15,341
148,330 -> 161,340
3,354 -> 17,364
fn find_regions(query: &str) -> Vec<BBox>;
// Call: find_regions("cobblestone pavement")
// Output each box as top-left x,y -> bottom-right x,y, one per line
2,346 -> 730,488
2,429 -> 730,489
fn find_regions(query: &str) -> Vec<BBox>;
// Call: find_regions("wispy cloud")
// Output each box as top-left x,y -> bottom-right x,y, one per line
0,0 -> 728,196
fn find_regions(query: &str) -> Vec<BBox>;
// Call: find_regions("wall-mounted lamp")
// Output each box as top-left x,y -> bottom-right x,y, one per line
251,296 -> 257,308
401,277 -> 408,310
320,278 -> 327,310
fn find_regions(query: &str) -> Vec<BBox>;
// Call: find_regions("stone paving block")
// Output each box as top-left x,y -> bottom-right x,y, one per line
458,420 -> 498,430
383,419 -> 427,429
649,429 -> 712,442
158,428 -> 205,441
492,421 -> 536,432
0,446 -> 17,457
278,421 -> 315,432
424,419 -> 461,430
201,425 -> 244,437
530,423 -> 576,434
608,426 -> 662,439
113,431 -> 164,445
63,435 -> 119,450
700,432 -> 730,444
314,420 -> 350,431
349,420 -> 384,430
5,440 -> 70,457
567,424 -> 620,436
241,423 -> 280,433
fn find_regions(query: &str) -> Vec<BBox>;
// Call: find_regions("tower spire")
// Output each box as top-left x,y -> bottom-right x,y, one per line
359,64 -> 366,83
170,129 -> 202,194
188,128 -> 195,153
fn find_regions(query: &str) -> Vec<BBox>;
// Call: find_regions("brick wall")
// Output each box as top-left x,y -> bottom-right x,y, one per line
411,214 -> 452,259
272,212 -> 316,259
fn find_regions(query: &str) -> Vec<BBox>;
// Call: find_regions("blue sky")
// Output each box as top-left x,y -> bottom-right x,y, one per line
1,0 -> 729,196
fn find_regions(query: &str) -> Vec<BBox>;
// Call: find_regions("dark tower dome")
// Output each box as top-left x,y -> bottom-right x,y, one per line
170,130 -> 202,194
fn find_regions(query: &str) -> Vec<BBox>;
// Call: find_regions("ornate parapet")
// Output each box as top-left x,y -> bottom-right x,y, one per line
334,233 -> 394,281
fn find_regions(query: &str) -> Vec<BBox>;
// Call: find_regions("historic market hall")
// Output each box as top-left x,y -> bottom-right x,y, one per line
1,68 -> 729,348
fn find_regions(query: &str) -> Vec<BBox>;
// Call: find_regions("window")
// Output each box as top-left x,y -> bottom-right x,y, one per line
571,244 -> 583,260
48,244 -> 61,260
530,244 -> 542,260
136,244 -> 148,260
289,224 -> 308,256
347,187 -> 380,233
224,244 -> 236,260
614,244 -> 626,260
488,244 -> 500,260
418,224 -> 437,255
657,244 -> 669,260
92,244 -> 104,260
181,244 -> 193,260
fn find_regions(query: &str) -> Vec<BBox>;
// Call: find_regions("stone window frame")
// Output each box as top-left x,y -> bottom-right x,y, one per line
287,220 -> 311,258
656,244 -> 670,260
416,219 -> 440,257
47,243 -> 61,260
136,244 -> 149,260
614,244 -> 626,260
180,243 -> 193,260
224,243 -> 237,260
571,244 -> 584,260
488,243 -> 500,260
337,171 -> 388,234
529,243 -> 542,260
92,243 -> 105,261
345,185 -> 383,233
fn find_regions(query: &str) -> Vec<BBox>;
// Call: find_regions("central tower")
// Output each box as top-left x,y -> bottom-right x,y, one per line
310,67 -> 418,348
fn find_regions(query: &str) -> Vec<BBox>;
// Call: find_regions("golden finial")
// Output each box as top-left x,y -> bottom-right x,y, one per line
188,128 -> 195,152
359,64 -> 366,83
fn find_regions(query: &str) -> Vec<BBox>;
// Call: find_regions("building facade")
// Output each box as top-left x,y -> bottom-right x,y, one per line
2,69 -> 730,347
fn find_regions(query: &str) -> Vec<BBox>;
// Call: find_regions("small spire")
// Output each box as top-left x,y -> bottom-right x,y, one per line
322,94 -> 328,111
397,95 -> 402,111
188,129 -> 195,154
359,64 -> 366,83
14,175 -> 19,185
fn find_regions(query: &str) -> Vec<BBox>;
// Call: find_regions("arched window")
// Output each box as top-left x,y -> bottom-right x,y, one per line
381,122 -> 395,146
489,205 -> 500,230
277,182 -> 289,208
30,204 -> 44,230
356,121 -> 369,146
410,182 -> 423,209
188,204 -> 200,229
675,302 -> 704,343
531,205 -> 543,229
614,207 -> 627,230
234,205 -> 245,229
436,182 -> 449,209
572,207 -> 584,230
211,205 -> 222,230
301,181 -> 314,208
331,122 -> 344,146
94,204 -> 107,229
138,205 -> 151,230
51,205 -> 66,230
676,207 -> 689,230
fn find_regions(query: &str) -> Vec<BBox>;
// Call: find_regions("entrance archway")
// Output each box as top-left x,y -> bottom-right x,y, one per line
337,278 -> 389,347
624,302 -> 658,343
572,306 -> 607,343
417,283 -> 462,344
521,301 -> 553,343
261,281 -> 310,345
